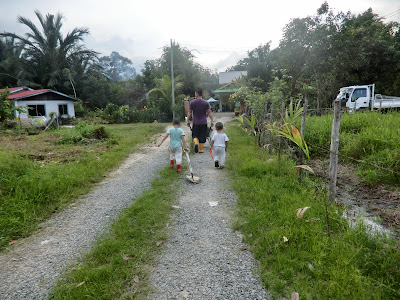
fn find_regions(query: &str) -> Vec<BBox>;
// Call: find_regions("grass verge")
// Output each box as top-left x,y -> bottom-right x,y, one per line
0,123 -> 164,251
225,124 -> 400,299
49,166 -> 180,299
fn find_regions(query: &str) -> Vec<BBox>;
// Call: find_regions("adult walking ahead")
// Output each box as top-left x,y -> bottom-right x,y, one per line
187,89 -> 214,153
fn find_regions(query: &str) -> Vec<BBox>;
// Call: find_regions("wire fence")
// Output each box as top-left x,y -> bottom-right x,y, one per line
308,142 -> 400,177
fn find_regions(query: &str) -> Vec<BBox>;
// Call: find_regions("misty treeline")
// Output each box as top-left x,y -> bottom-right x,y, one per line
229,1 -> 400,113
0,11 -> 218,122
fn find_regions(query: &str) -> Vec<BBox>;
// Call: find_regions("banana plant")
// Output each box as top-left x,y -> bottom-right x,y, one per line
236,114 -> 256,136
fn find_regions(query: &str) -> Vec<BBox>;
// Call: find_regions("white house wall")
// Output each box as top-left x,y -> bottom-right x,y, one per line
219,71 -> 248,85
15,100 -> 75,119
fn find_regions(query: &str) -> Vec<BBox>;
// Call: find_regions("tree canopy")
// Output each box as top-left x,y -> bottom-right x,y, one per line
0,11 -> 98,94
99,51 -> 137,81
228,2 -> 400,110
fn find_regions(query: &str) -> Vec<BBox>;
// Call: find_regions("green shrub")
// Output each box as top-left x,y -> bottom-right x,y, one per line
57,122 -> 110,144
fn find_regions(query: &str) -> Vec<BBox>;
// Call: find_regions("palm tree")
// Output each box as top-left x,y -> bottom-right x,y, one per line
0,10 -> 98,93
0,37 -> 23,87
146,74 -> 185,120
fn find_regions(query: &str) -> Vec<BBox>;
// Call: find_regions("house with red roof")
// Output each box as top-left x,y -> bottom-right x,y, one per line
0,86 -> 78,121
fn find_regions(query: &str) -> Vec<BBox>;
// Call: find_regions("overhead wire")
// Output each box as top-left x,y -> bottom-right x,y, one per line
381,8 -> 400,19
382,9 -> 400,18
381,8 -> 400,22
385,13 -> 400,22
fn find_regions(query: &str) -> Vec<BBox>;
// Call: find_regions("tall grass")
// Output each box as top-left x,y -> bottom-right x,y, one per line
301,111 -> 400,185
0,123 -> 164,251
226,124 -> 400,299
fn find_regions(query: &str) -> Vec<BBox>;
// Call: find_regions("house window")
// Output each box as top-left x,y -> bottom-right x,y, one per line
28,105 -> 45,116
59,104 -> 68,115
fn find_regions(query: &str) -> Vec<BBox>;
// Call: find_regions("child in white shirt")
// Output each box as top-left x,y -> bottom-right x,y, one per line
210,122 -> 229,169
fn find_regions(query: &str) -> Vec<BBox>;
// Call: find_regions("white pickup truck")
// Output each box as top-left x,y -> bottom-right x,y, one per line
336,84 -> 400,112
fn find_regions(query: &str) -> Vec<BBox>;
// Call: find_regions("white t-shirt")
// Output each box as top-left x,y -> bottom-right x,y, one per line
212,132 -> 229,147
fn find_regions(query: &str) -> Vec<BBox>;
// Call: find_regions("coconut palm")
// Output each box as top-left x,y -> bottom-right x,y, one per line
0,37 -> 23,87
0,10 -> 98,92
146,74 -> 185,119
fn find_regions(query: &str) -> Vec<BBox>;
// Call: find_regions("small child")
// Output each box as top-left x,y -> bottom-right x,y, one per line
158,119 -> 188,173
210,122 -> 229,169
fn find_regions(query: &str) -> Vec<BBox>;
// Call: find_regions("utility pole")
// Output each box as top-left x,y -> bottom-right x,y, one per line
171,39 -> 175,120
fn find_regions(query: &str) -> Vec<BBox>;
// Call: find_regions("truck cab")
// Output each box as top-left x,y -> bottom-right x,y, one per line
337,84 -> 374,112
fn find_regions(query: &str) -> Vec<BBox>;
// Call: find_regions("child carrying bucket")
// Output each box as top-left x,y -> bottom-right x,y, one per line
158,119 -> 188,173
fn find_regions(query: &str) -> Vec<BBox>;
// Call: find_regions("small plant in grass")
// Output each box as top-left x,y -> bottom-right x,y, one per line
268,100 -> 310,159
236,114 -> 256,136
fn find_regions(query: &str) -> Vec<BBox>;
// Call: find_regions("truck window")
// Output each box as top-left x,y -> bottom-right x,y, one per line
351,88 -> 367,102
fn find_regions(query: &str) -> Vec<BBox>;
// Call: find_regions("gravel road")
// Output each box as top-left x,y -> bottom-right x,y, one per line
0,113 -> 268,299
149,114 -> 269,299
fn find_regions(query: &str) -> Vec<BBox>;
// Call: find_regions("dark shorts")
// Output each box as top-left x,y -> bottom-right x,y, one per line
192,124 -> 208,143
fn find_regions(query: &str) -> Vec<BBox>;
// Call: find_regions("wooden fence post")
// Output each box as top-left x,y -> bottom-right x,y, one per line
278,101 -> 285,160
299,97 -> 308,179
268,105 -> 274,154
329,100 -> 342,203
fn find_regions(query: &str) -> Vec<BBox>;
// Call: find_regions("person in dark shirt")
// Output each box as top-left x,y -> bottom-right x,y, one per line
186,89 -> 214,153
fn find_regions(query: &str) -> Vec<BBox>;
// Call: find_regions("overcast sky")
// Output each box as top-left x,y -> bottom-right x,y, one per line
0,0 -> 399,73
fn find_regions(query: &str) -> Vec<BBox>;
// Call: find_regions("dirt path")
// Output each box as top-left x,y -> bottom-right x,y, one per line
149,114 -> 268,299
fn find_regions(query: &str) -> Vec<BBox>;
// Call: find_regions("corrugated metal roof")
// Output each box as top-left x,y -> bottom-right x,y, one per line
0,86 -> 34,94
1,87 -> 78,101
8,89 -> 51,99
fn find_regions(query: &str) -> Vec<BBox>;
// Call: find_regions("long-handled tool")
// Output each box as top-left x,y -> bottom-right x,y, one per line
184,149 -> 200,183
